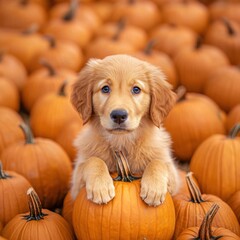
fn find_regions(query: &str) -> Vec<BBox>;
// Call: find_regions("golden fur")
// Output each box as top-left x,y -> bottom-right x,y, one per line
71,54 -> 180,206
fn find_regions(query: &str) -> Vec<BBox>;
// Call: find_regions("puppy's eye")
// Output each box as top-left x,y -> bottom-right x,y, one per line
101,85 -> 111,94
132,86 -> 141,94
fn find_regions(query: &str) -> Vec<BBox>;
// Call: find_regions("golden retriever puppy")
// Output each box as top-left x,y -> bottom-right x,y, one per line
71,54 -> 179,206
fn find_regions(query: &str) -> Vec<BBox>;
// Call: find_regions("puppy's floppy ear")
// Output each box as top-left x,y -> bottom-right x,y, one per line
71,59 -> 100,124
149,65 -> 176,128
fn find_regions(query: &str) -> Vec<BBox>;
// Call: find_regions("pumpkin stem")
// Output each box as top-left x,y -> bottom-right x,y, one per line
0,161 -> 11,179
113,151 -> 141,182
228,123 -> 240,139
144,40 -> 156,55
39,59 -> 56,76
222,18 -> 235,36
176,85 -> 187,102
58,81 -> 67,96
128,0 -> 135,4
195,36 -> 203,50
23,188 -> 48,221
19,123 -> 35,144
186,172 -> 204,203
21,24 -> 39,35
62,0 -> 78,21
20,0 -> 28,6
197,204 -> 222,240
112,18 -> 125,41
44,35 -> 56,48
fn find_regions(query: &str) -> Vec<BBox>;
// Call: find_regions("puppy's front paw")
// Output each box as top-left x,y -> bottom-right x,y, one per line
86,174 -> 115,204
140,178 -> 168,207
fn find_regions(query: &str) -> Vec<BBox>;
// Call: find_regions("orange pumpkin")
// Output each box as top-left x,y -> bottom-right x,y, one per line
2,188 -> 75,240
55,119 -> 83,162
0,77 -> 19,111
0,52 -> 27,90
204,65 -> 240,112
62,191 -> 74,229
132,40 -> 179,89
161,1 -> 209,34
0,0 -> 47,30
1,123 -> 72,209
205,19 -> 240,65
227,191 -> 240,224
0,162 -> 31,226
150,24 -> 197,57
111,0 -> 161,31
73,151 -> 176,240
173,172 -> 240,239
22,61 -> 77,112
226,104 -> 240,135
30,81 -> 80,140
30,35 -> 84,72
190,124 -> 240,201
0,107 -> 24,154
177,204 -> 240,240
164,88 -> 226,161
174,37 -> 229,93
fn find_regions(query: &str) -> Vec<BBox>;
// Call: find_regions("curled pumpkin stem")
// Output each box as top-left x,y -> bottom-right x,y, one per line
62,0 -> 78,21
113,151 -> 141,182
39,59 -> 56,76
0,161 -> 11,179
112,18 -> 126,41
19,122 -> 35,144
23,187 -> 47,221
228,123 -> 240,139
222,18 -> 235,36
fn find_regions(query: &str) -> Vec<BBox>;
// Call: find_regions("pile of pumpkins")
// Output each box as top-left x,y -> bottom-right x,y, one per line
0,0 -> 240,239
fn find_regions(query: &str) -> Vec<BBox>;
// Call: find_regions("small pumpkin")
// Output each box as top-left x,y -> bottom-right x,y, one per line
226,104 -> 240,135
111,0 -> 161,31
132,40 -> 179,89
173,172 -> 240,239
22,60 -> 77,112
55,119 -> 83,162
177,204 -> 240,240
0,52 -> 27,90
227,191 -> 240,224
0,162 -> 31,226
73,151 -> 176,240
2,187 -> 75,240
164,87 -> 226,161
0,107 -> 24,155
30,35 -> 84,72
150,24 -> 197,57
203,65 -> 240,112
43,0 -> 92,48
174,36 -> 229,93
1,123 -> 72,209
30,81 -> 80,140
161,1 -> 209,34
205,18 -> 240,65
190,123 -> 240,201
0,77 -> 19,111
0,0 -> 47,30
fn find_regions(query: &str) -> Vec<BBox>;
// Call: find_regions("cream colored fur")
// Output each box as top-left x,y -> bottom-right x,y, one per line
71,54 -> 180,206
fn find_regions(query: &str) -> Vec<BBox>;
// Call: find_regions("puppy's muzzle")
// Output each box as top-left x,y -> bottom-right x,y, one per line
110,109 -> 128,124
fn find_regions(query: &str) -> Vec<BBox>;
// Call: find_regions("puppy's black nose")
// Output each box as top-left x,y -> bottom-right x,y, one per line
110,109 -> 128,124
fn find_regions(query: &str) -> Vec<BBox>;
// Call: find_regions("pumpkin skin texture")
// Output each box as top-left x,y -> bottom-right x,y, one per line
62,191 -> 74,230
73,181 -> 175,240
227,191 -> 240,224
204,66 -> 240,113
1,188 -> 74,240
0,107 -> 24,154
1,124 -> 72,209
190,124 -> 240,202
164,92 -> 226,161
173,173 -> 240,239
0,164 -> 31,226
226,104 -> 240,136
0,77 -> 19,111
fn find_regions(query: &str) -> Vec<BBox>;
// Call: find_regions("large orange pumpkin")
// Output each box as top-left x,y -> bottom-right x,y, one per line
190,123 -> 240,201
73,151 -> 176,240
227,191 -> 240,224
0,162 -> 31,226
2,188 -> 75,240
1,123 -> 72,209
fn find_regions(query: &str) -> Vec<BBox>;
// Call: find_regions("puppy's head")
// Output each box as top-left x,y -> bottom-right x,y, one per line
71,54 -> 176,134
